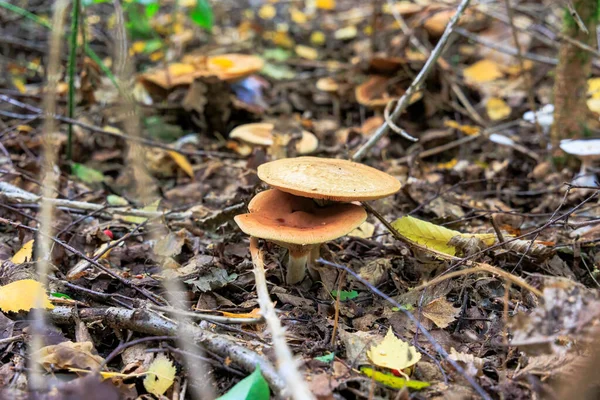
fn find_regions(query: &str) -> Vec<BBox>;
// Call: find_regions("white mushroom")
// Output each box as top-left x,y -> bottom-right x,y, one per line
559,139 -> 600,187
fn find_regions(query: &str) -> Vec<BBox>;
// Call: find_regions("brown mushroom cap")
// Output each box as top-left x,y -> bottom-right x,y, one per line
257,156 -> 401,201
234,189 -> 367,245
355,75 -> 392,107
229,123 -> 319,154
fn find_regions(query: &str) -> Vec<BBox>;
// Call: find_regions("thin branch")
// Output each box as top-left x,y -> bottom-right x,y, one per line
352,0 -> 472,160
250,238 -> 315,400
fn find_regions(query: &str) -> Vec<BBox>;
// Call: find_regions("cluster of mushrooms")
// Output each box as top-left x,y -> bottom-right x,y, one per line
234,157 -> 401,284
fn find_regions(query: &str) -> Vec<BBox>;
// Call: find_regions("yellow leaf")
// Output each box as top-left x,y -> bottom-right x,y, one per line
310,31 -> 326,46
316,0 -> 336,10
167,151 -> 194,179
121,200 -> 160,224
131,41 -> 146,54
588,77 -> 600,99
486,98 -> 511,121
360,367 -> 430,390
444,120 -> 481,136
367,328 -> 421,371
290,8 -> 308,24
11,239 -> 34,264
258,4 -> 277,19
295,45 -> 319,60
11,75 -> 26,94
436,159 -> 458,170
463,59 -> 503,84
588,98 -> 600,114
348,221 -> 375,239
144,354 -> 176,396
334,25 -> 357,40
391,216 -> 495,256
0,279 -> 54,312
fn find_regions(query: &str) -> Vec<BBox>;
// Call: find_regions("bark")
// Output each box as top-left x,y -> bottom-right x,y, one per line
551,0 -> 599,145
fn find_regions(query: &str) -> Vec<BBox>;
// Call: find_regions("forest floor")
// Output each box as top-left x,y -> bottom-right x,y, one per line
1,0 -> 600,399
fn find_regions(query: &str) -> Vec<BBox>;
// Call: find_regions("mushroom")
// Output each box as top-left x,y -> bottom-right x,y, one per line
355,76 -> 422,118
229,123 -> 318,156
257,156 -> 401,202
559,139 -> 600,187
206,54 -> 264,82
234,189 -> 367,284
316,77 -> 341,120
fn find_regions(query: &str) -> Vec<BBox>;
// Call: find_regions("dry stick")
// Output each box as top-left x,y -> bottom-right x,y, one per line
0,94 -> 237,159
112,1 -> 215,398
250,238 -> 315,400
316,258 -> 492,400
48,306 -> 286,396
409,265 -> 542,298
454,27 -> 558,66
30,0 -> 68,393
503,0 -> 542,137
386,0 -> 486,126
331,270 -> 345,347
351,0 -> 472,161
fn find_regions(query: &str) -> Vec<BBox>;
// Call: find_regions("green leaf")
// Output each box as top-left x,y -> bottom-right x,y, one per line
314,353 -> 335,363
107,194 -> 129,206
143,38 -> 164,53
50,292 -> 73,300
360,367 -> 430,390
217,365 -> 269,400
72,163 -> 104,184
262,48 -> 292,62
260,62 -> 296,80
190,0 -> 214,32
145,2 -> 160,18
125,3 -> 154,39
331,290 -> 358,301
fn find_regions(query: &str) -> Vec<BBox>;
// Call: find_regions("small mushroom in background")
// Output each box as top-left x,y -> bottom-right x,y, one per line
234,189 -> 367,284
316,77 -> 341,121
355,76 -> 422,117
228,123 -> 318,158
559,139 -> 600,187
235,156 -> 401,284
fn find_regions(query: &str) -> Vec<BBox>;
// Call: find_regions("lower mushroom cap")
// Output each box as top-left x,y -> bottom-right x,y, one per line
234,189 -> 367,245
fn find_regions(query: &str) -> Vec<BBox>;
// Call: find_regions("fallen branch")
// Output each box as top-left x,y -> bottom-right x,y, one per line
250,238 -> 315,400
48,306 -> 286,396
351,0 -> 472,160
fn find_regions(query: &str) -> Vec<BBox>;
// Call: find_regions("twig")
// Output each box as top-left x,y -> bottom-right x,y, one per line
66,0 -> 81,160
250,238 -> 315,400
0,217 -> 165,304
409,264 -> 543,298
0,94 -> 238,159
352,0 -> 472,160
150,305 -> 264,325
316,259 -> 492,400
454,27 -> 558,65
48,306 -> 286,396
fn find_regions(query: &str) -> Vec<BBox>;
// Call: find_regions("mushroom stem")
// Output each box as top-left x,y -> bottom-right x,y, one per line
307,244 -> 321,281
286,249 -> 308,285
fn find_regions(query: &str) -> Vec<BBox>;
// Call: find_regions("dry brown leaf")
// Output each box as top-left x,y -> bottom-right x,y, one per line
448,348 -> 483,377
38,341 -> 104,372
421,297 -> 460,329
463,60 -> 503,84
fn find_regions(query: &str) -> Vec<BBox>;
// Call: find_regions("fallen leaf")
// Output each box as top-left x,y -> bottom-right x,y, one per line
331,290 -> 359,301
121,200 -> 160,224
360,367 -> 430,390
444,120 -> 481,135
421,298 -> 460,328
11,239 -> 34,264
587,77 -> 600,98
72,163 -> 105,184
218,308 -> 262,319
38,341 -> 103,372
0,279 -> 54,312
258,4 -> 276,20
310,31 -> 326,46
143,354 -> 176,396
167,151 -> 194,179
391,216 -> 495,256
217,365 -> 269,400
367,328 -> 422,371
316,0 -> 336,10
334,25 -> 357,40
314,353 -> 335,363
295,45 -> 319,60
185,268 -> 238,292
486,97 -> 511,121
463,59 -> 503,84
448,348 -> 484,377
348,221 -> 375,238
154,230 -> 186,258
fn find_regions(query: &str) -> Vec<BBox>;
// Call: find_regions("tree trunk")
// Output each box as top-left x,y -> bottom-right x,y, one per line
551,0 -> 598,145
